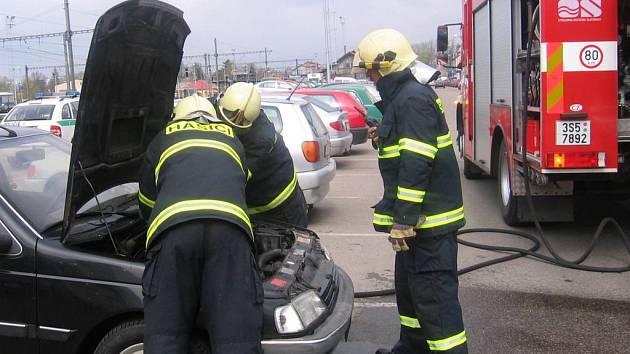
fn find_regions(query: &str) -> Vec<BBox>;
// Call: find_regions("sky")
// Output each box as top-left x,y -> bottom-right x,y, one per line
0,0 -> 461,79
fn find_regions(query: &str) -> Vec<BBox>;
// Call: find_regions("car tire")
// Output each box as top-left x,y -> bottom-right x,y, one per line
497,141 -> 522,226
94,320 -> 144,354
463,157 -> 483,179
94,320 -> 210,354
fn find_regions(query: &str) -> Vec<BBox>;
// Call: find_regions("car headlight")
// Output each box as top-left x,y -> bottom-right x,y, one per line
319,241 -> 332,260
274,290 -> 327,334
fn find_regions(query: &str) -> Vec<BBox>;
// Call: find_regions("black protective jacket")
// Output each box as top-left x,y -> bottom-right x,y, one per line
138,119 -> 252,247
373,68 -> 465,236
239,111 -> 305,225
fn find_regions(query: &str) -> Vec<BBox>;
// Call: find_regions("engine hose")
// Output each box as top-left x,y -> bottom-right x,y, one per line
353,8 -> 630,299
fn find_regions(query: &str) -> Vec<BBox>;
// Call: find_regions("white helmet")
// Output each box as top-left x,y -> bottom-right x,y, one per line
218,82 -> 261,129
353,29 -> 418,77
172,94 -> 217,122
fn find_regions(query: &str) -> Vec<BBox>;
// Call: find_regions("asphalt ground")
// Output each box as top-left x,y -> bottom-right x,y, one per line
307,87 -> 630,353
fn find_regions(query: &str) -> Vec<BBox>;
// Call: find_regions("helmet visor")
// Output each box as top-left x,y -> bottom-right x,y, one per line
221,107 -> 249,127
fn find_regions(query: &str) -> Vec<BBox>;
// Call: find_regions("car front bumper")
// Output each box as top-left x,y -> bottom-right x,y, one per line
262,268 -> 354,354
297,159 -> 336,205
330,134 -> 353,156
350,127 -> 369,145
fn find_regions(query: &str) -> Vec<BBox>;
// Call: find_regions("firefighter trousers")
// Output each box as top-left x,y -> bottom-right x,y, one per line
252,186 -> 309,228
392,232 -> 468,354
143,219 -> 263,354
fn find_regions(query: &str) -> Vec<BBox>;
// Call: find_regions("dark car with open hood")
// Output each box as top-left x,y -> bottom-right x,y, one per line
0,1 -> 353,354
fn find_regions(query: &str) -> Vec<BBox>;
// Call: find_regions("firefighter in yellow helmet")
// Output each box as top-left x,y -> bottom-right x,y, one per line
354,29 -> 468,354
138,94 -> 263,353
218,82 -> 308,227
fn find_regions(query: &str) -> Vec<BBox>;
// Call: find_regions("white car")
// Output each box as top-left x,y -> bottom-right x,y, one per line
1,96 -> 80,142
255,80 -> 299,93
261,96 -> 336,206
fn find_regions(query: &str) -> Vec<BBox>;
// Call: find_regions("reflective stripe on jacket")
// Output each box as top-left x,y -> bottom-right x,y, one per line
373,69 -> 465,236
138,120 -> 252,247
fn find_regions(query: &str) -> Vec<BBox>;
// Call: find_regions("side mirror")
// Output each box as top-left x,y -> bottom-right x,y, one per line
0,231 -> 13,253
437,26 -> 449,52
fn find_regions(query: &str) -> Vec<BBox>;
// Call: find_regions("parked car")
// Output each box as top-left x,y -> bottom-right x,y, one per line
0,96 -> 79,142
296,89 -> 370,145
332,76 -> 357,84
0,2 -> 352,354
299,95 -> 353,156
255,80 -> 299,93
0,103 -> 13,113
260,96 -> 336,206
316,83 -> 383,125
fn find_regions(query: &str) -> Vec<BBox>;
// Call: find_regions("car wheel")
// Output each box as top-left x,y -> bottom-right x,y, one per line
498,141 -> 522,226
94,320 -> 144,354
94,320 -> 211,354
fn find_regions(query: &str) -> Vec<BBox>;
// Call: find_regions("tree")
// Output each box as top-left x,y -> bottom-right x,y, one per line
22,72 -> 48,99
48,69 -> 61,93
0,76 -> 13,92
222,60 -> 234,77
412,41 -> 436,66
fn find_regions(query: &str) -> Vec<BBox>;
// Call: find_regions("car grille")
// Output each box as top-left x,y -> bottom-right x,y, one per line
320,265 -> 338,308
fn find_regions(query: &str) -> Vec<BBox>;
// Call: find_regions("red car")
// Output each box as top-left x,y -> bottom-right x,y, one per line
296,89 -> 369,145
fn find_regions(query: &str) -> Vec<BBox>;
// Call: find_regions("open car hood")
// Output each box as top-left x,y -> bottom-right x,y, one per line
62,0 -> 190,240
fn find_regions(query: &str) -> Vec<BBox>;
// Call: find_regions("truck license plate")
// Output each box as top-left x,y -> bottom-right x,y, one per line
556,120 -> 590,145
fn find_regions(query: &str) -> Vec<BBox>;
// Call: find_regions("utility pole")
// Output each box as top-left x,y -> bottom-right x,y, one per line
6,16 -> 16,103
264,47 -> 268,72
323,0 -> 331,82
64,0 -> 76,91
214,38 -> 219,91
295,59 -> 299,77
339,16 -> 346,55
24,66 -> 29,99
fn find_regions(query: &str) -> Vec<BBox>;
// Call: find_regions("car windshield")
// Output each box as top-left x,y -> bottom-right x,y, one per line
301,103 -> 328,138
4,105 -> 55,121
0,134 -> 138,233
0,134 -> 70,231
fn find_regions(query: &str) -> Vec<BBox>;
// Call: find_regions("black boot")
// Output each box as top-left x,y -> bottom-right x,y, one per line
374,349 -> 393,354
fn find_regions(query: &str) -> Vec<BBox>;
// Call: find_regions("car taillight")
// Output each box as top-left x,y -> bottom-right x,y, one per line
329,121 -> 344,131
50,125 -> 62,137
302,141 -> 320,163
546,152 -> 606,168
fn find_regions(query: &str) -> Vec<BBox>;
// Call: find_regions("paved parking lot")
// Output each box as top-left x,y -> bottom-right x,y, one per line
308,88 -> 630,353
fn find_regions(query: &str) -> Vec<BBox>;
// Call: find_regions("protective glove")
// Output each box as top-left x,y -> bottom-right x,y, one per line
388,224 -> 416,252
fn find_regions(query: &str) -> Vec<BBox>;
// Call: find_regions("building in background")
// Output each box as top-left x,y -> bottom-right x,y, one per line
176,80 -> 218,98
55,80 -> 82,93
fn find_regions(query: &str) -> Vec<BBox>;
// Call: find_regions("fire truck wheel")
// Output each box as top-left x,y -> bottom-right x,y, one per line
463,157 -> 483,179
498,140 -> 522,225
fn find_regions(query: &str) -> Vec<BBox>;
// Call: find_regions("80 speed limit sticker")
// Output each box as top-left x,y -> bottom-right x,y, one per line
579,45 -> 603,69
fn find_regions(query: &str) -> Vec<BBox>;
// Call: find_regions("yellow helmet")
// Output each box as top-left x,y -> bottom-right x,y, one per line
353,29 -> 418,77
218,82 -> 260,129
172,94 -> 217,121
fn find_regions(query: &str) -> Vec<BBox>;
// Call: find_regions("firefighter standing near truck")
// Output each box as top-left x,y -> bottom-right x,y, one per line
138,94 -> 263,354
217,82 -> 308,227
354,29 -> 468,354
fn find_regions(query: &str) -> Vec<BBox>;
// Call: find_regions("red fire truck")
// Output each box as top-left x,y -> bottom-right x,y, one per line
439,0 -> 630,225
